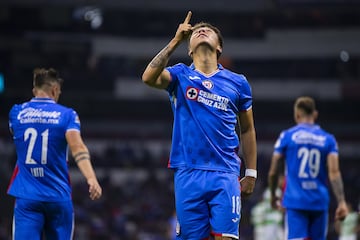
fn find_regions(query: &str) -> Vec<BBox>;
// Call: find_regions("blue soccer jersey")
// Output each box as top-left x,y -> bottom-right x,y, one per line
8,97 -> 81,202
274,123 -> 338,210
165,63 -> 252,175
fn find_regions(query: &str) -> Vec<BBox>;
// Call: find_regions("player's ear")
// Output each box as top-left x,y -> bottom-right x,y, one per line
217,45 -> 222,54
51,84 -> 59,99
216,46 -> 222,56
313,110 -> 319,121
188,49 -> 193,58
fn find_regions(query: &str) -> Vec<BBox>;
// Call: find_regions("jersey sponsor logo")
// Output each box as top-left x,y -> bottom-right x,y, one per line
202,79 -> 214,89
189,76 -> 201,80
291,130 -> 326,146
17,107 -> 61,124
186,86 -> 229,111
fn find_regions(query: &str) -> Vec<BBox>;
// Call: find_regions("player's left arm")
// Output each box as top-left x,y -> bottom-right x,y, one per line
238,108 -> 257,196
327,153 -> 348,220
66,130 -> 102,200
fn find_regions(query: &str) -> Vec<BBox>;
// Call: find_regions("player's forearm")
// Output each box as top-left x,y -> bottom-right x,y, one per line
72,145 -> 97,182
268,154 -> 281,197
329,173 -> 346,204
241,127 -> 257,170
142,38 -> 181,86
77,159 -> 98,182
268,172 -> 279,197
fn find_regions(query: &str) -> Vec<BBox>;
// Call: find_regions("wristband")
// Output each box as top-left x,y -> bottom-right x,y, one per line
245,169 -> 257,178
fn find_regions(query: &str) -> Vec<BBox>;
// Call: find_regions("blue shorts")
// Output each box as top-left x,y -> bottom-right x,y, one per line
285,208 -> 328,240
13,198 -> 74,240
174,168 -> 241,240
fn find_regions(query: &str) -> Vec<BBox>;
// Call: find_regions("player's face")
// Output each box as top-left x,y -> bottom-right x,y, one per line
189,27 -> 221,55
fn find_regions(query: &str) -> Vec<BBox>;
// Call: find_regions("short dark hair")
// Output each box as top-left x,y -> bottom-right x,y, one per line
295,96 -> 316,115
33,68 -> 63,88
191,22 -> 223,58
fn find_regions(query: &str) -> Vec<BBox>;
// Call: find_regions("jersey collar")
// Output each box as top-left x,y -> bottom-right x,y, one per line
31,97 -> 56,103
190,63 -> 224,70
298,123 -> 320,129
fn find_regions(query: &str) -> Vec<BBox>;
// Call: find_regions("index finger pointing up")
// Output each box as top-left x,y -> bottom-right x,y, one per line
183,11 -> 192,24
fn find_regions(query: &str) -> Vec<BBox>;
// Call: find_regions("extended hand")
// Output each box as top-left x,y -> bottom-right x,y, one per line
174,11 -> 193,42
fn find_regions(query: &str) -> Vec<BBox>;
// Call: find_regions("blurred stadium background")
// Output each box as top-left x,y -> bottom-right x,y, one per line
0,0 -> 359,239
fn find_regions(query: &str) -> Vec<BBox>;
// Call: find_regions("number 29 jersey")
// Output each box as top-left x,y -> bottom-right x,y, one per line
274,123 -> 338,210
8,97 -> 81,202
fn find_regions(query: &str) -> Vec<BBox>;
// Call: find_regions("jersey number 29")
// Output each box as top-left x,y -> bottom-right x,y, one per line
298,147 -> 320,178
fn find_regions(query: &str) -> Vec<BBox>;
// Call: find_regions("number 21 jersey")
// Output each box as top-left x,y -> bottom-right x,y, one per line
8,97 -> 80,202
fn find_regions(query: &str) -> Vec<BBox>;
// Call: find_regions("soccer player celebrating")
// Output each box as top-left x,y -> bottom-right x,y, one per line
142,11 -> 257,240
8,68 -> 102,239
268,96 -> 348,240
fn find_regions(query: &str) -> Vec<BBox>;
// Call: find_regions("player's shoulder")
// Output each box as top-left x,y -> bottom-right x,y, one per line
222,69 -> 250,89
220,64 -> 246,77
167,63 -> 188,70
223,68 -> 248,80
280,125 -> 297,135
53,103 -> 78,117
9,101 -> 30,114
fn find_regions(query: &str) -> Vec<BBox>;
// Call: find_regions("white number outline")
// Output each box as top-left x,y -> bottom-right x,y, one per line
232,195 -> 240,214
24,128 -> 49,165
298,147 -> 321,178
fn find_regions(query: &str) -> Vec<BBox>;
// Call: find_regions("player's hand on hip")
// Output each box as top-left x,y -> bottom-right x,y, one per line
240,176 -> 256,197
87,178 -> 102,200
174,11 -> 193,42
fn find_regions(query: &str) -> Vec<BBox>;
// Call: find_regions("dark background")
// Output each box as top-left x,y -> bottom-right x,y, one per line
0,0 -> 359,239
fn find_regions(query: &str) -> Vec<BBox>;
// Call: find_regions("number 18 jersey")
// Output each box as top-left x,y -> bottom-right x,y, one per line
8,97 -> 80,202
274,123 -> 338,210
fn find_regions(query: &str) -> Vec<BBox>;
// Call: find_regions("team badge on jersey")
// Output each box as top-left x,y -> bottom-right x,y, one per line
202,79 -> 214,90
186,87 -> 198,100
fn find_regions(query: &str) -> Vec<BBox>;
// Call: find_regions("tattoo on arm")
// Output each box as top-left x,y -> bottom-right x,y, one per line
149,45 -> 171,68
73,151 -> 90,163
330,177 -> 345,203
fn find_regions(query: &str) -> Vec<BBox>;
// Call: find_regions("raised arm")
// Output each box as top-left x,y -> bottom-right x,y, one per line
66,130 -> 102,200
142,11 -> 192,89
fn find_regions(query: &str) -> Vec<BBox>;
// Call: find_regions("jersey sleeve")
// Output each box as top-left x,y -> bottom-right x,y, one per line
66,109 -> 81,132
237,75 -> 253,112
273,131 -> 287,155
327,134 -> 339,155
165,63 -> 185,93
8,105 -> 17,133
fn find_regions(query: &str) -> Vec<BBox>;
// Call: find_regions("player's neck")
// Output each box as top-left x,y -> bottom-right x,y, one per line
192,45 -> 219,74
34,90 -> 54,100
297,118 -> 315,125
193,57 -> 218,75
